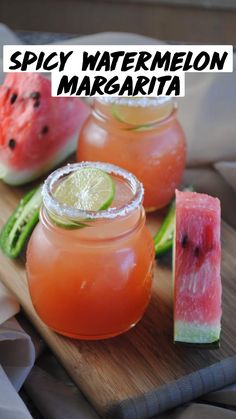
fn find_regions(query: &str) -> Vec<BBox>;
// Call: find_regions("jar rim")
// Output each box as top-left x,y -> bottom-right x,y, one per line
93,98 -> 177,128
42,162 -> 144,221
97,97 -> 173,107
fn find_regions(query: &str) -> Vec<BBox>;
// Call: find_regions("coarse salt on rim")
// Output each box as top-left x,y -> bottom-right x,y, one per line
42,161 -> 144,220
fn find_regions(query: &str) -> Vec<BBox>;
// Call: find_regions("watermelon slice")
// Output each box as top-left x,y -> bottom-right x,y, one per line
0,73 -> 90,185
174,190 -> 222,345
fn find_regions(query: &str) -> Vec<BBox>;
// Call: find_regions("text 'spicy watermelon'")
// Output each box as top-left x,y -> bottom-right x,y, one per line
0,73 -> 90,185
174,190 -> 222,345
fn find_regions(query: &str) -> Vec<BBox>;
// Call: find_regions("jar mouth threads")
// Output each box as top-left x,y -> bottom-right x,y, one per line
42,162 -> 144,221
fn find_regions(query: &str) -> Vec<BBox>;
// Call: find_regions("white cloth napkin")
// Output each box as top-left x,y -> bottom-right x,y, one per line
0,284 -> 35,418
0,317 -> 35,391
0,365 -> 33,419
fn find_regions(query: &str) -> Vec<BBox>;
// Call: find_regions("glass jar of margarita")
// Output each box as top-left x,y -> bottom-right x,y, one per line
26,162 -> 154,340
77,98 -> 186,211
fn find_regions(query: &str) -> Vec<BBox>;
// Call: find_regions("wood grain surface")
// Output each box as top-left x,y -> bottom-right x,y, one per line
0,180 -> 235,418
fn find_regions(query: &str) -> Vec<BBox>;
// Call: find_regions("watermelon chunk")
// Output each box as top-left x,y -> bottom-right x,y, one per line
174,190 -> 222,345
0,73 -> 90,185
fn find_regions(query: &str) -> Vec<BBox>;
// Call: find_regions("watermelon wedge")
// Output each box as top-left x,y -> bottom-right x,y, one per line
174,190 -> 222,345
0,73 -> 90,185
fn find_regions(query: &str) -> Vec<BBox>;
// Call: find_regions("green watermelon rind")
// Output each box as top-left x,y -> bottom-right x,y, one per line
174,320 -> 221,344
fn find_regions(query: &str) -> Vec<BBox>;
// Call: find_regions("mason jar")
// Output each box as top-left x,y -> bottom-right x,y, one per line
77,98 -> 186,211
26,162 -> 154,340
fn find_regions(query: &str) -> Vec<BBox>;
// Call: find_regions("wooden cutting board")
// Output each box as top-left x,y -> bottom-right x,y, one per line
0,180 -> 235,418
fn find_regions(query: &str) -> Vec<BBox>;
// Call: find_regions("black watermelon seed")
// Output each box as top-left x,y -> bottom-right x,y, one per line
10,93 -> 17,104
8,138 -> 16,150
30,91 -> 40,100
33,100 -> 40,108
194,246 -> 200,258
181,234 -> 188,248
41,125 -> 49,135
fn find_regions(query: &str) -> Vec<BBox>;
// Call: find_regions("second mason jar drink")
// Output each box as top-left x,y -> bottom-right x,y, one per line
26,162 -> 154,340
77,98 -> 186,211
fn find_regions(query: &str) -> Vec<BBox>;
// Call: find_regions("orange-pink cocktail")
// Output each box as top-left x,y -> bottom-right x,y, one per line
77,98 -> 186,211
26,162 -> 154,340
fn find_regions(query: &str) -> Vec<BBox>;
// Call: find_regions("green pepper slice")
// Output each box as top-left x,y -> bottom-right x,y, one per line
154,186 -> 194,257
154,202 -> 176,257
0,185 -> 42,258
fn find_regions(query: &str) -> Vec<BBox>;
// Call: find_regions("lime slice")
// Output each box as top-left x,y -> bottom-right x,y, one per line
54,167 -> 115,211
46,209 -> 90,230
111,100 -> 173,131
112,103 -> 154,127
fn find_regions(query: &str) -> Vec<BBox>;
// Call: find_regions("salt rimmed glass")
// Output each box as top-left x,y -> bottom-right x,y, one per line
26,161 -> 154,340
42,161 -> 144,223
77,97 -> 186,211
